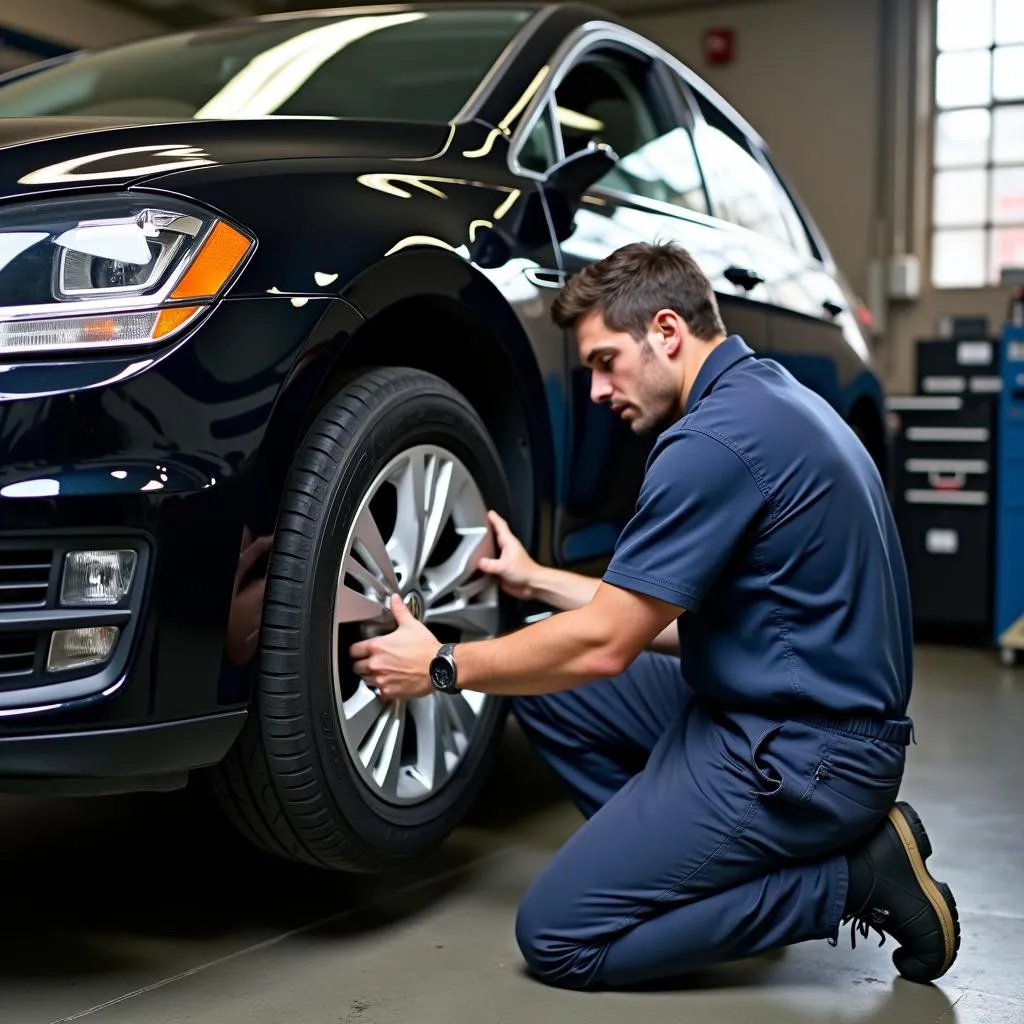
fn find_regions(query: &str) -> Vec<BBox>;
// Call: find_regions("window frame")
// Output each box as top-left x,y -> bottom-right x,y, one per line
930,0 -> 1024,289
675,77 -> 820,262
506,24 -> 713,219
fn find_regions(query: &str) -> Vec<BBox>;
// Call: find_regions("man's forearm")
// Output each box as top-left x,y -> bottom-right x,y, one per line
527,564 -> 600,610
527,564 -> 680,654
454,605 -> 625,696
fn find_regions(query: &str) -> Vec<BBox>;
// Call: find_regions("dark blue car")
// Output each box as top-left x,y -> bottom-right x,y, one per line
0,2 -> 887,871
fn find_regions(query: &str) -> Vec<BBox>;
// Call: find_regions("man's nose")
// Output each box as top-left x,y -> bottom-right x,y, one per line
590,373 -> 613,403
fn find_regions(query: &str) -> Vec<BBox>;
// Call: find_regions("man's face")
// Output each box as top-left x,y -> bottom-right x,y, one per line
576,309 -> 681,435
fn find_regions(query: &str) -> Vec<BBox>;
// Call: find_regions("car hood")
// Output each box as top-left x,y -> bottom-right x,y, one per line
0,116 -> 453,200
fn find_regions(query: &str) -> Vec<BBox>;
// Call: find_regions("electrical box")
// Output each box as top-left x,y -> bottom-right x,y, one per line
889,253 -> 921,301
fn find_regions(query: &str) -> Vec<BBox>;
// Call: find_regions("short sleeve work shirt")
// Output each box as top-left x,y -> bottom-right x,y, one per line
602,335 -> 913,720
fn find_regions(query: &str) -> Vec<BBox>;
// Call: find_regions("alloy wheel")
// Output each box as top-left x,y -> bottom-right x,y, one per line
330,444 -> 500,806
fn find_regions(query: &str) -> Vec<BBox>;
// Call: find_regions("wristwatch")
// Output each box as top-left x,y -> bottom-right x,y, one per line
429,643 -> 459,694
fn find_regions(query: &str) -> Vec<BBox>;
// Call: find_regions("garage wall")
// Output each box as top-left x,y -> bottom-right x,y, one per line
632,0 -> 881,314
629,0 -> 1010,393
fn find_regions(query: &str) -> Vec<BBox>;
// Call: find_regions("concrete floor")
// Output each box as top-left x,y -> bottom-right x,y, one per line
1,643 -> 1021,1024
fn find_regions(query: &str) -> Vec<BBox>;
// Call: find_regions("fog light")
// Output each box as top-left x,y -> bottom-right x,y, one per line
47,626 -> 120,672
60,550 -> 137,606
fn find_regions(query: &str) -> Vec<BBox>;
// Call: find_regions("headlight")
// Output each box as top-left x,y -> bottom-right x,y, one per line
0,193 -> 253,355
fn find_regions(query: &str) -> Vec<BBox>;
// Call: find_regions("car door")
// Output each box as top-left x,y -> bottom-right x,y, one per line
508,33 -> 771,570
679,79 -> 865,416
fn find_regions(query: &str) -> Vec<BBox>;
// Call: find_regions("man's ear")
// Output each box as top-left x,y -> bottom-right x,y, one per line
654,309 -> 684,357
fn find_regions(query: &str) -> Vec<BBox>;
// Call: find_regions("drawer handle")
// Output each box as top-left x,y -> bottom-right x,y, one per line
927,471 -> 966,490
925,528 -> 959,555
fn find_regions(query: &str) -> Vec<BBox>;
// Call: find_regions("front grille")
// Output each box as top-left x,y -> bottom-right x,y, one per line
0,549 -> 52,609
0,631 -> 38,688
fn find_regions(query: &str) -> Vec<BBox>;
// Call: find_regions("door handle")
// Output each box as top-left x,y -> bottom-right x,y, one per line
524,267 -> 566,289
724,265 -> 764,291
823,300 -> 844,317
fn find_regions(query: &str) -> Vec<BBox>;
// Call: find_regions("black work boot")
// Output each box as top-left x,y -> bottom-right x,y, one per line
835,801 -> 960,983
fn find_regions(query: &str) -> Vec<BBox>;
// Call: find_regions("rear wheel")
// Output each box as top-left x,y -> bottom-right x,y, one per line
213,367 -> 515,871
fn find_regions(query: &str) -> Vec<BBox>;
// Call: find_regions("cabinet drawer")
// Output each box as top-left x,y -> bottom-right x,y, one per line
915,337 -> 1002,396
897,504 -> 992,626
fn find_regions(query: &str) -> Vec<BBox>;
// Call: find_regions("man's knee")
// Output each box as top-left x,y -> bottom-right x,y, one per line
514,887 -> 606,991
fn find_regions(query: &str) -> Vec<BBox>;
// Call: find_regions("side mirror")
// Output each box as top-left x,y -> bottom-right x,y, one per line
541,141 -> 618,242
545,141 -> 618,204
468,141 -> 620,265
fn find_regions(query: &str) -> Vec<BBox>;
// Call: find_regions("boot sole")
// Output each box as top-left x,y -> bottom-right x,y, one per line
888,801 -> 961,979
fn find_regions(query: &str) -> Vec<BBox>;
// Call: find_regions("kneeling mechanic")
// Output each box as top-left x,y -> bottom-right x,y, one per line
350,241 -> 960,991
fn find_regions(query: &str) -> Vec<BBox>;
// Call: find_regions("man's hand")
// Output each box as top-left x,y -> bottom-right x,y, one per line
348,594 -> 440,701
478,510 -> 602,611
477,510 -> 539,600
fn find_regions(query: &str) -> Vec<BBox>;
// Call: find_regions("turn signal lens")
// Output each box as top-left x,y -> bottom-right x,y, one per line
154,305 -> 203,339
0,308 -> 202,354
171,221 -> 252,300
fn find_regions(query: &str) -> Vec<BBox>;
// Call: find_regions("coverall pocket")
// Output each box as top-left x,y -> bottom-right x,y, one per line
816,734 -> 905,811
749,723 -> 785,796
720,714 -> 825,802
741,718 -> 839,804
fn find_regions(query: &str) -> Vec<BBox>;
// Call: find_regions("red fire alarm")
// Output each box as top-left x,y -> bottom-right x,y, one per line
704,27 -> 735,66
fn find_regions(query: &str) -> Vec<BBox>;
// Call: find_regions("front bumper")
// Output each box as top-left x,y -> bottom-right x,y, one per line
0,710 -> 246,794
0,293 -> 342,785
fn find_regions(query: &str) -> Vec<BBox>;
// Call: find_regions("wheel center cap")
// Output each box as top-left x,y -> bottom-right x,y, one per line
404,590 -> 425,621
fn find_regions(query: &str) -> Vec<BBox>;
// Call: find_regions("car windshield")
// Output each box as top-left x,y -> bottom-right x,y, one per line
0,8 -> 533,122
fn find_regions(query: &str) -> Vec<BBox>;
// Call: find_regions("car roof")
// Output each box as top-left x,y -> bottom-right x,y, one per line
250,2 -> 613,23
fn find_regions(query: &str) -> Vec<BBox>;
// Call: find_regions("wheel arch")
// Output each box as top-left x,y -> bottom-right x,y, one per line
336,249 -> 556,554
246,249 -> 555,565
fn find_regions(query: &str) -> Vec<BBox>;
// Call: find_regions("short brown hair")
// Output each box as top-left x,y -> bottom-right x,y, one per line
551,241 -> 726,342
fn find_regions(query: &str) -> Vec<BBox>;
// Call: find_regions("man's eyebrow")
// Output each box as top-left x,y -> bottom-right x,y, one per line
582,346 -> 616,367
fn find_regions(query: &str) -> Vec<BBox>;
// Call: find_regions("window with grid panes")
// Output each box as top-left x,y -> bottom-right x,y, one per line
932,0 -> 1024,288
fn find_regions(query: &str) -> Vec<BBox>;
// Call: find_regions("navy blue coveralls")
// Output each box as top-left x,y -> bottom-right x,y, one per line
513,335 -> 916,990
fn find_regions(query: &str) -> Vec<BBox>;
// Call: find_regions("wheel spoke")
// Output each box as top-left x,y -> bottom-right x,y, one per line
419,456 -> 466,577
424,590 -> 500,637
342,682 -> 386,746
390,450 -> 427,584
459,688 -> 486,714
446,692 -> 478,740
361,699 -> 406,800
344,553 -> 390,601
352,506 -> 399,593
335,579 -> 391,625
423,526 -> 492,604
407,695 -> 449,793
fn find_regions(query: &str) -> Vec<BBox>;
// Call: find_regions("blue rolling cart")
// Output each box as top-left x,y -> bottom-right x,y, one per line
995,317 -> 1024,665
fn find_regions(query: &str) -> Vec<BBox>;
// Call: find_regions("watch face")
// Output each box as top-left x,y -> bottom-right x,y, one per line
431,659 -> 454,689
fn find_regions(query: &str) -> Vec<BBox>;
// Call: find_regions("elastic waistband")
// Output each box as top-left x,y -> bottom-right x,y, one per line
797,712 -> 915,744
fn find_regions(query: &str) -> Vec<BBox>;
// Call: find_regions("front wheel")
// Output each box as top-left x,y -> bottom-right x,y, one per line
213,367 -> 516,871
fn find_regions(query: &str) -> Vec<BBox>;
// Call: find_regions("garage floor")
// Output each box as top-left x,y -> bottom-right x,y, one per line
2,643 -> 1020,1024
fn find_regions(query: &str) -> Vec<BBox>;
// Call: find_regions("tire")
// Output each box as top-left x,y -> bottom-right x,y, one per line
213,367 -> 517,872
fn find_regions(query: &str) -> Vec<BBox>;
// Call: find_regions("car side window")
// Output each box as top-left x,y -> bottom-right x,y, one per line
519,98 -> 560,174
688,89 -> 813,259
543,51 -> 709,216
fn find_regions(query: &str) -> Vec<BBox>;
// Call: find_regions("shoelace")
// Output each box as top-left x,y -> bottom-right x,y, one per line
828,906 -> 890,950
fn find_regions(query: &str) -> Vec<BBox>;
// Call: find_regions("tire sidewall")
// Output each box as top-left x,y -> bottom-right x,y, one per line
281,373 -> 514,856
